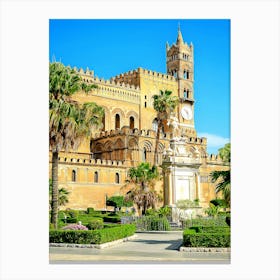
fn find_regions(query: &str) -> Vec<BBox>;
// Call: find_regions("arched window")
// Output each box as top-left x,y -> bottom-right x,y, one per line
115,173 -> 120,184
152,118 -> 158,131
129,116 -> 135,129
115,114 -> 120,129
72,170 -> 76,182
94,171 -> 98,183
143,147 -> 147,161
174,70 -> 177,78
183,70 -> 187,79
144,102 -> 147,108
186,71 -> 189,79
187,89 -> 190,98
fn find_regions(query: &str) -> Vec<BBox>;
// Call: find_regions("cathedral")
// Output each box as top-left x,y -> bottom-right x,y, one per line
49,28 -> 228,210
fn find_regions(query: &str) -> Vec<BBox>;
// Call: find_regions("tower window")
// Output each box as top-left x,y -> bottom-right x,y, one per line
183,71 -> 187,79
129,116 -> 135,129
94,171 -> 98,183
183,89 -> 187,98
115,173 -> 120,184
115,114 -> 120,129
174,70 -> 177,78
72,170 -> 76,182
152,118 -> 158,131
186,71 -> 189,79
144,102 -> 147,108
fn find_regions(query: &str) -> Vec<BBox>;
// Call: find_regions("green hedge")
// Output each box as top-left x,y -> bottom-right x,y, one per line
49,224 -> 136,245
103,216 -> 121,223
183,227 -> 230,247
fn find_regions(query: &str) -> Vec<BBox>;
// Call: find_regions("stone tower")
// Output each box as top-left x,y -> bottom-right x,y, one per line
166,26 -> 196,136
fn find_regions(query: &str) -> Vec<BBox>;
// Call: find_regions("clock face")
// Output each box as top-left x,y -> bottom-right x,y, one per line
181,105 -> 193,120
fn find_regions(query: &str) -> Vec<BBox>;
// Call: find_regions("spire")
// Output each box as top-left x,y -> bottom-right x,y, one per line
176,23 -> 184,45
166,41 -> 170,51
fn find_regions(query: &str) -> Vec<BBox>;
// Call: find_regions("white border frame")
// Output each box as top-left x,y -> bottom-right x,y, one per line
0,0 -> 279,279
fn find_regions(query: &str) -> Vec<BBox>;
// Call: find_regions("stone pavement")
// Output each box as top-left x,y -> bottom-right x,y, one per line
49,231 -> 230,264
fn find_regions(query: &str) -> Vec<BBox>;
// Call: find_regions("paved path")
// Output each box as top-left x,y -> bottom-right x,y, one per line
49,231 -> 230,264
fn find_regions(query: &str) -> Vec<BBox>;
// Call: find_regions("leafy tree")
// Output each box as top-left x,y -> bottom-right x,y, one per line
218,143 -> 231,163
124,162 -> 161,215
49,62 -> 104,228
106,195 -> 133,211
210,143 -> 231,207
152,90 -> 179,166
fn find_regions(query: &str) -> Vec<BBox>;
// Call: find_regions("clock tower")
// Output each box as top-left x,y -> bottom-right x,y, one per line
166,26 -> 196,136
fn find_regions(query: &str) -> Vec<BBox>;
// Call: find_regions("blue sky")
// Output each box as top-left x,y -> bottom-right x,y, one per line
49,19 -> 230,155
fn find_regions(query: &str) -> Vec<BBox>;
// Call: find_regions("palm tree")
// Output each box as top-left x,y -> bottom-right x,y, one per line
152,90 -> 178,166
49,179 -> 70,209
210,170 -> 231,206
124,162 -> 161,215
210,143 -> 231,207
49,62 -> 104,228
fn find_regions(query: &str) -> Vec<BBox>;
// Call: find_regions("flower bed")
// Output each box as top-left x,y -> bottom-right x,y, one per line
49,224 -> 136,245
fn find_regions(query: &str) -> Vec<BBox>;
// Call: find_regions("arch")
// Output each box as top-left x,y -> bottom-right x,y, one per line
104,140 -> 113,160
111,108 -> 125,129
115,114 -> 120,129
128,138 -> 138,149
114,138 -> 125,161
129,116 -> 135,129
126,111 -> 139,129
140,140 -> 153,162
114,138 -> 124,149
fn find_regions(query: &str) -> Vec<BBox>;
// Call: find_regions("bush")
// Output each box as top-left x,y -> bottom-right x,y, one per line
87,219 -> 104,230
87,207 -> 95,214
210,199 -> 228,208
183,227 -> 230,247
103,216 -> 121,223
62,224 -> 88,230
66,217 -> 77,223
182,216 -> 228,228
49,224 -> 136,245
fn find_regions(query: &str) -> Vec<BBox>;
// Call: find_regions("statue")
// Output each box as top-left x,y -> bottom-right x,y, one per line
167,112 -> 181,139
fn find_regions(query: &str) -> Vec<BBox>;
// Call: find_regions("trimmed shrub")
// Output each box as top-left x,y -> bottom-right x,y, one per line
87,219 -> 104,230
183,227 -> 230,247
87,207 -> 94,214
49,224 -> 136,245
103,216 -> 121,223
66,217 -> 77,223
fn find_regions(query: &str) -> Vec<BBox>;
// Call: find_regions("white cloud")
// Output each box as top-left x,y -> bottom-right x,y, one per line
197,132 -> 230,151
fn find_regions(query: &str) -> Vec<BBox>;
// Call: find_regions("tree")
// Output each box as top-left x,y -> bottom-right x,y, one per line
49,62 -> 104,228
210,143 -> 231,207
106,195 -> 133,211
152,90 -> 179,166
124,162 -> 161,215
49,179 -> 70,209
